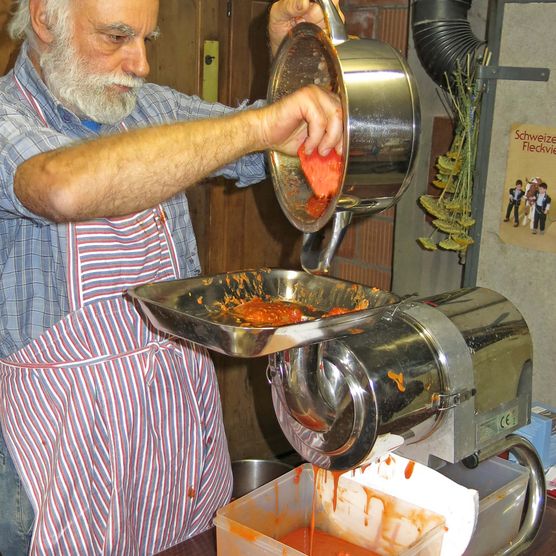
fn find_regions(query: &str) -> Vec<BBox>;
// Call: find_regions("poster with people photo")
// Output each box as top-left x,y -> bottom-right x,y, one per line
500,123 -> 554,252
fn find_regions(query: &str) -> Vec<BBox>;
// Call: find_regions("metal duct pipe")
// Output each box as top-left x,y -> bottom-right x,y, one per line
412,0 -> 485,88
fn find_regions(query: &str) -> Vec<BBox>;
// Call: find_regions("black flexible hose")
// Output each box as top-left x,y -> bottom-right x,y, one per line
412,0 -> 485,88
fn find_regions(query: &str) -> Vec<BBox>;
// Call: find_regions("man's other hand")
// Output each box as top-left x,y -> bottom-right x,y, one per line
268,0 -> 344,57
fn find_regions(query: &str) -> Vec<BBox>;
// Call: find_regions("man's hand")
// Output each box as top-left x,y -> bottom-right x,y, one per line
268,0 -> 344,57
256,84 -> 343,157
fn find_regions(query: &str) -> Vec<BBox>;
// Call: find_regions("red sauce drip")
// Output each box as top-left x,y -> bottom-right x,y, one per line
306,195 -> 330,218
330,470 -> 343,512
404,460 -> 416,479
387,370 -> 406,392
311,465 -> 320,555
292,411 -> 326,431
363,486 -> 373,527
359,463 -> 371,474
274,480 -> 280,517
229,521 -> 259,542
278,527 -> 380,556
323,306 -> 351,317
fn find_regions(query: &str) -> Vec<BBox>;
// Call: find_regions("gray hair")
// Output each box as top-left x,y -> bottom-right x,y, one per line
8,0 -> 72,44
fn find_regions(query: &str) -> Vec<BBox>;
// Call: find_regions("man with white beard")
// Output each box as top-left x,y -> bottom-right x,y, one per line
0,0 -> 344,554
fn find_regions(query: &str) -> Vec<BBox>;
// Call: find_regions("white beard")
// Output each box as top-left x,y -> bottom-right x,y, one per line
40,39 -> 144,124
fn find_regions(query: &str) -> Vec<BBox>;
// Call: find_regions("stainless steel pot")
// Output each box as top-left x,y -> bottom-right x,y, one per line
267,0 -> 421,272
231,459 -> 293,499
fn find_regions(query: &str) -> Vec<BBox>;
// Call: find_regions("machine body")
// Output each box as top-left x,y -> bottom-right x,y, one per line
269,287 -> 533,470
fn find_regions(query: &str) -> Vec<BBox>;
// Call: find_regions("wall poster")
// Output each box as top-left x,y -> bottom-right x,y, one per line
499,123 -> 555,252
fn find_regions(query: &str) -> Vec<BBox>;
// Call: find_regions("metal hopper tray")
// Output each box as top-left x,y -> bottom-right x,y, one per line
129,269 -> 400,357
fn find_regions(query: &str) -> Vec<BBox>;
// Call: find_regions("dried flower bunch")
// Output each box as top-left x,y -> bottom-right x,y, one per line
417,52 -> 489,259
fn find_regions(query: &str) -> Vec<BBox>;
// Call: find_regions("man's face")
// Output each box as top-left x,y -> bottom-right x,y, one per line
41,0 -> 160,123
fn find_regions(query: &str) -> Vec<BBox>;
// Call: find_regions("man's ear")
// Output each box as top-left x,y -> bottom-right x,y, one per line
29,0 -> 55,45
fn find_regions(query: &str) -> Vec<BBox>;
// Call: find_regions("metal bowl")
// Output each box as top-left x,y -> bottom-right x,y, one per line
231,459 -> 293,499
128,269 -> 400,357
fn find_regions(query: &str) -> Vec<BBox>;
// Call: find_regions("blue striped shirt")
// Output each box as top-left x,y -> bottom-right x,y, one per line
0,42 -> 267,357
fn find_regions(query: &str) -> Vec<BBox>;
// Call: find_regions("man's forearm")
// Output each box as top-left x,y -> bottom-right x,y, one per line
15,109 -> 264,222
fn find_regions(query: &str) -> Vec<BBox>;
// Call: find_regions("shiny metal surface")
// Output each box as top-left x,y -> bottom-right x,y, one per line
318,0 -> 347,45
133,269 -> 535,495
270,287 -> 533,471
420,287 -> 533,419
267,0 -> 420,233
270,314 -> 445,470
398,288 -> 533,464
300,210 -> 352,275
231,459 -> 293,499
128,269 -> 399,357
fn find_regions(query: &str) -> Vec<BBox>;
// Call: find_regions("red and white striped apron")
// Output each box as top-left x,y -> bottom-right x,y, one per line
0,80 -> 232,555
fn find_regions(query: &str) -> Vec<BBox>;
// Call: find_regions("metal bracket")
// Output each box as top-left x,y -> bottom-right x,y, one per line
477,65 -> 550,82
432,388 -> 476,411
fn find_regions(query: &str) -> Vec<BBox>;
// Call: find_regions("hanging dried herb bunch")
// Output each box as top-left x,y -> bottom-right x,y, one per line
417,52 -> 490,260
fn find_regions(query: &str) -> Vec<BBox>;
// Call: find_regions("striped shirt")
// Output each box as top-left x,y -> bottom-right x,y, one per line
0,42 -> 266,358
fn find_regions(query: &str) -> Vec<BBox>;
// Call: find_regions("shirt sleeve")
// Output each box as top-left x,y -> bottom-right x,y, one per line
0,108 -> 73,224
172,93 -> 268,187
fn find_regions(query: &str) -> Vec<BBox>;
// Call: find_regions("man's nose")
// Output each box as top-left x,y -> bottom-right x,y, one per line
123,39 -> 150,79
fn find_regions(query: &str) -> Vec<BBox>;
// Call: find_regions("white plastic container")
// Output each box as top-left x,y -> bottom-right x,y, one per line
437,457 -> 529,556
214,463 -> 446,556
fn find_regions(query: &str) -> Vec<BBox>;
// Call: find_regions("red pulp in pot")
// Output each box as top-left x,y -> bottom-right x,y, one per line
298,144 -> 343,199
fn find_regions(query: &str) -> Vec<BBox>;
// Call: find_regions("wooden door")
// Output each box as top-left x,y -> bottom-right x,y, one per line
205,1 -> 302,275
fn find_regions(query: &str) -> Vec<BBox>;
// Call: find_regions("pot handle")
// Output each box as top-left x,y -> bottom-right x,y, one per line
314,0 -> 347,44
300,210 -> 352,275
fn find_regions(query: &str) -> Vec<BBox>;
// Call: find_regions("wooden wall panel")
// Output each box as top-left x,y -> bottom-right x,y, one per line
205,0 -> 302,277
377,7 -> 410,55
149,0 -> 201,93
149,0 -> 223,271
228,0 -> 272,103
